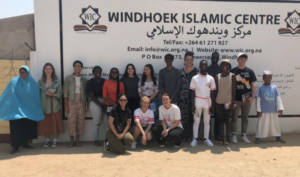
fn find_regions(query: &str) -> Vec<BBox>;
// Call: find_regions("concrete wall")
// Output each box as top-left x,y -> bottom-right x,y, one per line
0,14 -> 34,137
0,14 -> 35,60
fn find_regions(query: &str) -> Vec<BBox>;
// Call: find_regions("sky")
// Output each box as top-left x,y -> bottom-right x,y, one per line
0,0 -> 34,19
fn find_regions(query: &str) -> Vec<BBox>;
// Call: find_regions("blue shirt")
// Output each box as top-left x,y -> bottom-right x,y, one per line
256,84 -> 279,113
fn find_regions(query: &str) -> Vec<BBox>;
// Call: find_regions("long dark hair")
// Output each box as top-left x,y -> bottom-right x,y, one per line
109,67 -> 120,98
141,64 -> 157,86
122,63 -> 138,78
42,63 -> 58,82
115,94 -> 129,123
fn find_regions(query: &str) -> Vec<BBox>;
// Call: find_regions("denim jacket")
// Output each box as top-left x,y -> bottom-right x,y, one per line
38,79 -> 62,114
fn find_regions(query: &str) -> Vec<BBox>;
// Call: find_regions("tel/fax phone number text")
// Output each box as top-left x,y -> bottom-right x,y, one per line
164,40 -> 228,45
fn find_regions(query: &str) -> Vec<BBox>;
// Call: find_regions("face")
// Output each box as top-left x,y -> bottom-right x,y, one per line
162,95 -> 171,105
144,67 -> 151,76
93,68 -> 102,78
44,65 -> 53,76
184,56 -> 193,67
73,63 -> 82,73
141,99 -> 150,109
263,74 -> 272,85
110,69 -> 119,79
165,57 -> 174,66
221,63 -> 230,72
127,65 -> 134,76
118,96 -> 128,107
19,69 -> 28,79
211,53 -> 219,64
237,57 -> 247,67
199,61 -> 208,72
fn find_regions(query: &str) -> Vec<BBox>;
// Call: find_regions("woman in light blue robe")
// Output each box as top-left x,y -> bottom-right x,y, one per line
0,66 -> 44,154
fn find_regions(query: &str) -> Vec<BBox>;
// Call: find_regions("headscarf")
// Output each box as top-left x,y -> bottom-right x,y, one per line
0,66 -> 44,121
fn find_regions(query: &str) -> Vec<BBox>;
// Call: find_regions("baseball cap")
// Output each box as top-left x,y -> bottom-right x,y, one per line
237,53 -> 248,59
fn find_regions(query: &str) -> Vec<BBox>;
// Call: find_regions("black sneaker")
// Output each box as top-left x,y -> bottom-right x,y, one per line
103,140 -> 110,152
22,144 -> 34,149
9,148 -> 18,154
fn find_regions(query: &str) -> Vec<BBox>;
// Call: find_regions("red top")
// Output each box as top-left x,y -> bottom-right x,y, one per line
103,79 -> 125,105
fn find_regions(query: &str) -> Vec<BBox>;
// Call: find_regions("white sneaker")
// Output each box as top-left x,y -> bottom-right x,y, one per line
204,139 -> 214,147
131,142 -> 137,149
242,135 -> 251,143
190,139 -> 198,147
231,135 -> 237,144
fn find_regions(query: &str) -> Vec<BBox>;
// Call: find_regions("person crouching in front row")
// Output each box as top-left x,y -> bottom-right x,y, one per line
131,96 -> 154,149
104,94 -> 134,154
152,93 -> 184,148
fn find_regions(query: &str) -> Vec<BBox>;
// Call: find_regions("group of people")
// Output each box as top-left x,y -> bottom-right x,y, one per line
0,51 -> 286,154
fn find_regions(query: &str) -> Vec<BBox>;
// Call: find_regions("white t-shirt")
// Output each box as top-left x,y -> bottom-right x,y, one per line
75,76 -> 81,94
190,73 -> 216,108
134,108 -> 155,127
159,104 -> 183,129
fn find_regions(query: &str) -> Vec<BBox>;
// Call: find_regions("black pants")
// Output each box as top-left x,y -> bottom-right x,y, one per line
10,118 -> 37,149
214,111 -> 220,137
127,97 -> 140,125
216,104 -> 231,137
152,125 -> 183,146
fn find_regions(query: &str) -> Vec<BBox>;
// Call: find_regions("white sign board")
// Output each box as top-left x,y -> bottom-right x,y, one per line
60,0 -> 300,116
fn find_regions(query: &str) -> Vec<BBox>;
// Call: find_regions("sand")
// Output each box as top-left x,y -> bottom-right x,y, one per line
0,134 -> 299,177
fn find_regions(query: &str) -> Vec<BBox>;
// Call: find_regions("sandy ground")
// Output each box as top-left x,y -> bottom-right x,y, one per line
0,134 -> 299,177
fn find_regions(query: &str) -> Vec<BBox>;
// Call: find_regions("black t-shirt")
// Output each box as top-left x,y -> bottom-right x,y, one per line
230,67 -> 257,101
120,76 -> 139,98
86,78 -> 106,98
207,65 -> 222,79
109,107 -> 131,133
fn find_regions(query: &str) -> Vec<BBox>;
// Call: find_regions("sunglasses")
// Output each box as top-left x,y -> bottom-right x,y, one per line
119,99 -> 127,102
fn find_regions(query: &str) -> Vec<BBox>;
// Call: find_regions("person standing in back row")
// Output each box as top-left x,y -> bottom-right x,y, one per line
204,52 -> 222,141
230,53 -> 257,144
159,54 -> 181,104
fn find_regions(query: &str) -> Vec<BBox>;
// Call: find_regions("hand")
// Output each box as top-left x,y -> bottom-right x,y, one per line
163,129 -> 169,137
278,110 -> 283,117
210,107 -> 215,116
246,97 -> 254,104
191,106 -> 195,114
257,112 -> 262,117
161,129 -> 167,136
65,104 -> 70,113
229,103 -> 235,110
215,104 -> 219,113
117,134 -> 123,140
85,103 -> 88,112
46,91 -> 53,96
141,134 -> 147,145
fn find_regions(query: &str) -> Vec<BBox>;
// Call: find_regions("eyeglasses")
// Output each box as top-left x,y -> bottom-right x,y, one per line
119,99 -> 127,102
111,72 -> 118,74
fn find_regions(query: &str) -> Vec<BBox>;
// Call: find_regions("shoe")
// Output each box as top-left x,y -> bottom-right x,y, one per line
242,135 -> 251,143
23,144 -> 34,149
94,140 -> 101,146
51,141 -> 58,148
131,142 -> 137,149
174,145 -> 180,148
159,144 -> 165,148
43,141 -> 51,148
231,135 -> 237,144
104,140 -> 110,151
204,139 -> 214,147
190,139 -> 198,147
9,148 -> 18,154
